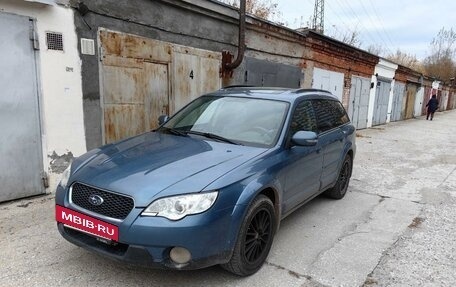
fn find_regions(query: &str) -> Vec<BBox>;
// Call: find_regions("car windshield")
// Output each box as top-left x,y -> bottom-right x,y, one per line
161,96 -> 290,147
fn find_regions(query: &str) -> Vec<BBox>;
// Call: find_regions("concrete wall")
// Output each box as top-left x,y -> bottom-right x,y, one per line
0,0 -> 86,189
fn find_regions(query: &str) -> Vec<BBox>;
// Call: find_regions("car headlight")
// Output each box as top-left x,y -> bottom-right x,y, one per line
59,163 -> 72,188
142,192 -> 218,220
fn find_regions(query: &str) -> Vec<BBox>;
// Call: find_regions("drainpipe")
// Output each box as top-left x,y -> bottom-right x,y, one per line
223,0 -> 246,72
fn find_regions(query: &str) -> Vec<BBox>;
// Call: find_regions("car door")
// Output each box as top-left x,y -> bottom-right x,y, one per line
282,100 -> 323,214
311,99 -> 347,189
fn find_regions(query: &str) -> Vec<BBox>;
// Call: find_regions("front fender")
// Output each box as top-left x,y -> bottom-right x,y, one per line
221,172 -> 283,254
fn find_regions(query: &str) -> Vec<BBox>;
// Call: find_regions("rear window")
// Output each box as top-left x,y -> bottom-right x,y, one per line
332,101 -> 350,126
311,99 -> 349,133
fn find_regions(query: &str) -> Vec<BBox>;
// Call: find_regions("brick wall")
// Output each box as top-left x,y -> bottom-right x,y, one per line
396,65 -> 421,83
301,31 -> 378,108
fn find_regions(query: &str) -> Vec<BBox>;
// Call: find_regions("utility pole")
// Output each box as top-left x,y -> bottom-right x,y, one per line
312,0 -> 324,34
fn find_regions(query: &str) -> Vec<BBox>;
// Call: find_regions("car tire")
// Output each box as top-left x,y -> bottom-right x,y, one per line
221,195 -> 276,276
324,154 -> 352,199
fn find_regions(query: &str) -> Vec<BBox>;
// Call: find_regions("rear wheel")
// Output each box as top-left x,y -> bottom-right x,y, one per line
221,195 -> 276,276
324,154 -> 352,199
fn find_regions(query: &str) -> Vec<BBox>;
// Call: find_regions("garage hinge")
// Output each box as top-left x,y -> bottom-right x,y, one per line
42,172 -> 49,188
99,45 -> 104,62
29,19 -> 39,50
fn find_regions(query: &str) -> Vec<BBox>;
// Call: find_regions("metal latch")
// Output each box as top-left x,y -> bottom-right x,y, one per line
42,172 -> 49,188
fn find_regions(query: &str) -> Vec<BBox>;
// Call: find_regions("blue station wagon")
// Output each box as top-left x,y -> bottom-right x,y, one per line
55,87 -> 356,276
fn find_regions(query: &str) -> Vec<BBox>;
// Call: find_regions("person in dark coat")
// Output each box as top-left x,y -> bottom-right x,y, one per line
426,94 -> 439,120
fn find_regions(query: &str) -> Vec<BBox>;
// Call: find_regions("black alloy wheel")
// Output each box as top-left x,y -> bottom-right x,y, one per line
337,160 -> 350,192
244,209 -> 272,264
325,155 -> 352,199
221,195 -> 276,276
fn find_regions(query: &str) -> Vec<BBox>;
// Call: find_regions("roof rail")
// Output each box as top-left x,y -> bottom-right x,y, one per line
221,85 -> 254,89
293,88 -> 331,94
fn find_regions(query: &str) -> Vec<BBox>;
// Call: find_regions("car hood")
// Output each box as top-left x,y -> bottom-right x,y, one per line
70,132 -> 267,206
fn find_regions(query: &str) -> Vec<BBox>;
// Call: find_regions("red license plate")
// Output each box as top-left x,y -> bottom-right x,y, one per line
56,205 -> 119,241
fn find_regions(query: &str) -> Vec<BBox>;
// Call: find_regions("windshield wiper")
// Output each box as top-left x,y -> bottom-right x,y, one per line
186,131 -> 242,145
159,127 -> 189,137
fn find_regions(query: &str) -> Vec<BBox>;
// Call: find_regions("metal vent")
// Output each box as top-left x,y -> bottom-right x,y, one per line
46,32 -> 63,51
81,38 -> 95,55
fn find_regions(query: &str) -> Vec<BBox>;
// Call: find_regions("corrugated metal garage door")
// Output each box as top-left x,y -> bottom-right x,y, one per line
99,30 -> 221,144
0,13 -> 44,202
391,82 -> 405,122
348,76 -> 370,129
372,79 -> 391,126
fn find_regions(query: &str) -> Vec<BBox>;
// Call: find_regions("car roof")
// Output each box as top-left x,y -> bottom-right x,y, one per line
207,86 -> 339,103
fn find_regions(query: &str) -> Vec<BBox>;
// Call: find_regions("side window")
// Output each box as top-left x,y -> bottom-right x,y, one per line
289,100 -> 318,135
331,101 -> 350,126
311,99 -> 336,132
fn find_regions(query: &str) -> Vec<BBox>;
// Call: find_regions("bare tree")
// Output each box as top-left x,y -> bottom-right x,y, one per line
387,49 -> 424,72
327,25 -> 362,48
219,0 -> 280,21
423,27 -> 456,82
366,44 -> 384,56
340,30 -> 362,47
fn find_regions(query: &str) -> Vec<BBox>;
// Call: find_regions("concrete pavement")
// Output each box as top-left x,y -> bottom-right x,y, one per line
1,110 -> 455,287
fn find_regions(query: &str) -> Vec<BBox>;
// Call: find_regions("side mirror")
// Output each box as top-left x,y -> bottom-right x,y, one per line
292,131 -> 318,146
158,115 -> 169,125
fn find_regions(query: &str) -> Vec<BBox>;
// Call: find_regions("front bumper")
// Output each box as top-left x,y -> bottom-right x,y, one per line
57,223 -> 231,269
55,184 -> 243,270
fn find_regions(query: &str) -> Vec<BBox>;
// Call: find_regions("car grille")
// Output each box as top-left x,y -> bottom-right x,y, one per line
71,182 -> 134,220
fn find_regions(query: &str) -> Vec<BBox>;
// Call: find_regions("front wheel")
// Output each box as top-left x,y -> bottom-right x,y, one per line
324,154 -> 352,199
221,195 -> 276,276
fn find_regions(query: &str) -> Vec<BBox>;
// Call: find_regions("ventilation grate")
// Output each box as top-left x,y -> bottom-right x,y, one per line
81,38 -> 95,55
46,32 -> 63,51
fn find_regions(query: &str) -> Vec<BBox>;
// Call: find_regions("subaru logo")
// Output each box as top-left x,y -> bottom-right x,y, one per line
88,194 -> 104,206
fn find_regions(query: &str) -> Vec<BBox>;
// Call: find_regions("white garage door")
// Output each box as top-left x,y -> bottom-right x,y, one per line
312,67 -> 344,101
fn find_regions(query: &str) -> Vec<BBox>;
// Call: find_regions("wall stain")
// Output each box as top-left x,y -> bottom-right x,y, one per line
49,151 -> 74,174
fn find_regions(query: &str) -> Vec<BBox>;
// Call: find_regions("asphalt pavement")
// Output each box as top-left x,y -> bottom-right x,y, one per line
1,110 -> 455,287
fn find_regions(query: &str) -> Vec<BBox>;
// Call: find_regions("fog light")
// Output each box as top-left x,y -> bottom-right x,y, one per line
170,247 -> 191,264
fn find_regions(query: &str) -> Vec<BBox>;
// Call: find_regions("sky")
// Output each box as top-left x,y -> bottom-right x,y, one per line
271,0 -> 456,60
